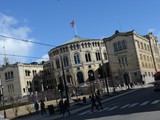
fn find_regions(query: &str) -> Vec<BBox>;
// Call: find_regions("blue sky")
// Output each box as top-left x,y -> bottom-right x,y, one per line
0,0 -> 160,64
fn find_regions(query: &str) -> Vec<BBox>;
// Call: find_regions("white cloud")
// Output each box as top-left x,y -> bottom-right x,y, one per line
0,13 -> 33,64
36,54 -> 49,63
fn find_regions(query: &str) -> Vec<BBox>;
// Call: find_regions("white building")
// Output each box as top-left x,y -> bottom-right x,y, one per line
0,62 -> 43,102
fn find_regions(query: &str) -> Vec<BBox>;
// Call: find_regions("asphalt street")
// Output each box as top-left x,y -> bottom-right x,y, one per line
61,86 -> 160,120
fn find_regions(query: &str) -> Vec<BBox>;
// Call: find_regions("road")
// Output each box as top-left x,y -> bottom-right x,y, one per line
61,86 -> 160,120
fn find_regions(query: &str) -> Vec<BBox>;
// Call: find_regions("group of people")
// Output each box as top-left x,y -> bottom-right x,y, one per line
59,99 -> 71,117
33,90 -> 102,116
34,100 -> 47,115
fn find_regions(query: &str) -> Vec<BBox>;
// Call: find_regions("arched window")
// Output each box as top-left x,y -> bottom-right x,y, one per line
85,52 -> 91,62
56,59 -> 60,69
85,43 -> 87,48
81,43 -> 84,48
74,53 -> 80,64
77,72 -> 84,83
95,51 -> 101,61
88,70 -> 95,81
63,56 -> 69,67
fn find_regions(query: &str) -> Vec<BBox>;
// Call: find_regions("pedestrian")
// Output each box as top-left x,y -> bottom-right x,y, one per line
90,94 -> 99,112
34,101 -> 39,113
59,99 -> 63,114
95,94 -> 103,109
63,99 -> 70,117
40,100 -> 46,115
97,90 -> 100,96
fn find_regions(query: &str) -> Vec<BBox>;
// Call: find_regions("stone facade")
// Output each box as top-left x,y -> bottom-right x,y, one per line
103,30 -> 160,85
48,36 -> 108,94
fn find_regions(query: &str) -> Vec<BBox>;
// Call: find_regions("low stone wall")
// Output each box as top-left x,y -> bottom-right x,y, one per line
0,95 -> 89,120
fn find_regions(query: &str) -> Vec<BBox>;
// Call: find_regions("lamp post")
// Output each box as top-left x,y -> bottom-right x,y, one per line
0,85 -> 6,118
88,72 -> 95,94
40,80 -> 47,101
60,55 -> 70,107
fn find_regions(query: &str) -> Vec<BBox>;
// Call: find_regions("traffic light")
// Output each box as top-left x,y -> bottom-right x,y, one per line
58,83 -> 64,93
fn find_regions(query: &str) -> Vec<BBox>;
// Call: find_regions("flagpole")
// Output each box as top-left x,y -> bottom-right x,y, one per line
74,21 -> 78,36
71,19 -> 78,36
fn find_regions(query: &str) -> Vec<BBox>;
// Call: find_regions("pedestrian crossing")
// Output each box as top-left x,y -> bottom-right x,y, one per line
78,99 -> 160,116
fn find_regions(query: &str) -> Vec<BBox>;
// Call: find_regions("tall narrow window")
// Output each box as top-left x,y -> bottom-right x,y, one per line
118,42 -> 122,50
95,51 -> 101,61
85,52 -> 91,62
124,57 -> 128,66
113,43 -> 118,52
74,53 -> 80,64
122,41 -> 127,49
56,59 -> 60,69
63,56 -> 69,67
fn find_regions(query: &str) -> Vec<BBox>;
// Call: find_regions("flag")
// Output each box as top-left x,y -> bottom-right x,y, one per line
71,20 -> 75,28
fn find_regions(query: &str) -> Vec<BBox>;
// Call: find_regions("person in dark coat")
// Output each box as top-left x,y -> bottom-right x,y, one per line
34,101 -> 39,113
95,94 -> 103,109
90,95 -> 99,112
40,100 -> 46,115
63,99 -> 70,116
59,99 -> 64,114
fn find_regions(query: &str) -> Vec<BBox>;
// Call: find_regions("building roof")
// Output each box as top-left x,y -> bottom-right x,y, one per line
65,35 -> 88,44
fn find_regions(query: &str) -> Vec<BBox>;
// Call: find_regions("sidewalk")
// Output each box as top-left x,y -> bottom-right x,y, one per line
14,85 -> 149,120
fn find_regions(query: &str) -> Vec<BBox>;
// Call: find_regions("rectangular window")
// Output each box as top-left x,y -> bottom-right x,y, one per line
113,43 -> 118,52
118,42 -> 122,50
122,41 -> 127,49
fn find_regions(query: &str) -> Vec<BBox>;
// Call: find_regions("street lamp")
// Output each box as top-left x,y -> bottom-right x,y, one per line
0,85 -> 6,118
40,80 -> 47,101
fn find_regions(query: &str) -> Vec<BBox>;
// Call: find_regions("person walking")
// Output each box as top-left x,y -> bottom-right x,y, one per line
90,95 -> 99,112
34,101 -> 39,113
95,94 -> 103,109
40,100 -> 46,115
59,99 -> 64,115
63,99 -> 70,117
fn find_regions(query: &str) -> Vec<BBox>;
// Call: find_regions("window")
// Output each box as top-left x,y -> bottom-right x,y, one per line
137,41 -> 140,48
56,59 -> 60,69
113,40 -> 127,52
32,70 -> 37,76
114,43 -> 118,52
95,51 -> 101,61
74,53 -> 80,64
63,56 -> 69,67
118,42 -> 122,50
124,57 -> 128,66
122,41 -> 127,49
85,52 -> 91,62
5,73 -> 7,80
25,70 -> 31,76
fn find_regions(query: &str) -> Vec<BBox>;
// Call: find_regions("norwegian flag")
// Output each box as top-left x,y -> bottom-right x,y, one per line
70,20 -> 75,28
